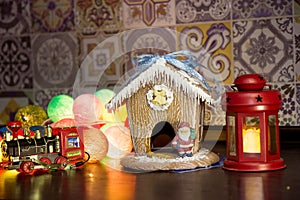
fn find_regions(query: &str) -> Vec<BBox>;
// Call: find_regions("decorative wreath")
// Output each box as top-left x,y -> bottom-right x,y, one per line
146,84 -> 174,111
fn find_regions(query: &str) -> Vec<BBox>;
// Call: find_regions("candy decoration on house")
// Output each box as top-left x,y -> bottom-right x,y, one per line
106,51 -> 220,171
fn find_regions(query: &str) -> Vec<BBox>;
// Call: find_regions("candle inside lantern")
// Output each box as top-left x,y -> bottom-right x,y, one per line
242,128 -> 261,153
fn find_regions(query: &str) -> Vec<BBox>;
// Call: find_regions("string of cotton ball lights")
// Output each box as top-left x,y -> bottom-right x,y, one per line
46,89 -> 131,164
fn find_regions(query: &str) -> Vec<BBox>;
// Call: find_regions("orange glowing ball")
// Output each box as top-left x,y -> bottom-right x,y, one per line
73,94 -> 103,126
102,124 -> 133,159
83,128 -> 108,163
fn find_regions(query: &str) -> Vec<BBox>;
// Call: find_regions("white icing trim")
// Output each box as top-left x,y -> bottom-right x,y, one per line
106,58 -> 212,110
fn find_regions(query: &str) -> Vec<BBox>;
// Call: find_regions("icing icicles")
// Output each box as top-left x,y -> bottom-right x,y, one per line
107,58 -> 213,110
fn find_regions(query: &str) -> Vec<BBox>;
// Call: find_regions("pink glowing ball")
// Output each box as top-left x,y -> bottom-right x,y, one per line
102,125 -> 133,159
73,94 -> 103,126
100,123 -> 115,133
50,118 -> 75,128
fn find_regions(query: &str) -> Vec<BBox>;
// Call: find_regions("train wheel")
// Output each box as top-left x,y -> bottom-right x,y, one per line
39,157 -> 52,171
54,156 -> 68,170
20,161 -> 34,174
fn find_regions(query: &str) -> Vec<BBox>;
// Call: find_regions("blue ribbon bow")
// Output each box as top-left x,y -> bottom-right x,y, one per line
131,50 -> 212,92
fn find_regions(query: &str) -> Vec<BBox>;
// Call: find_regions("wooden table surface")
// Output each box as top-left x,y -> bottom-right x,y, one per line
0,142 -> 299,200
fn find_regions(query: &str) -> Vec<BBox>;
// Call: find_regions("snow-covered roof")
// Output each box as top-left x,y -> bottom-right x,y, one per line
106,55 -> 213,110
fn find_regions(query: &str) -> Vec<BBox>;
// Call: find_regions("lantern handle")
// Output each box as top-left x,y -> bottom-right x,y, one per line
231,84 -> 238,91
231,84 -> 272,91
265,84 -> 272,90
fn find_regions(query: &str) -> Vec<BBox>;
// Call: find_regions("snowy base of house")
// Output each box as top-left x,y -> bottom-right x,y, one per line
120,148 -> 220,171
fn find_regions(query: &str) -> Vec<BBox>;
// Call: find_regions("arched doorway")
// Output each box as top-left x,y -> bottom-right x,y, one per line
150,121 -> 176,152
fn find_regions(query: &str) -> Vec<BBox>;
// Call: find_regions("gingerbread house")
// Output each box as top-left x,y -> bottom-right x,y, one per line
106,51 -> 213,156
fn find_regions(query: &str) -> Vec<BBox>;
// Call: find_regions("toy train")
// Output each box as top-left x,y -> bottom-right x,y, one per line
0,122 -> 86,174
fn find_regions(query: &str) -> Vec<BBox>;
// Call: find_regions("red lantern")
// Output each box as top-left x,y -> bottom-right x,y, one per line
222,74 -> 286,171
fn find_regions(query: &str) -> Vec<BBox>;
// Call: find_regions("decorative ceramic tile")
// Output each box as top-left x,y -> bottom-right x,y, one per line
0,91 -> 33,125
0,35 -> 32,90
295,0 -> 300,15
34,88 -> 73,111
75,0 -> 122,36
274,83 -> 296,126
232,0 -> 292,20
123,27 -> 177,53
295,17 -> 300,81
122,0 -> 175,28
31,0 -> 75,32
175,0 -> 230,23
233,18 -> 293,83
205,104 -> 226,126
122,27 -> 177,77
177,22 -> 233,84
297,106 -> 300,126
205,84 -> 232,126
297,84 -> 300,105
76,31 -> 123,93
32,32 -> 78,89
0,0 -> 31,35
296,84 -> 300,125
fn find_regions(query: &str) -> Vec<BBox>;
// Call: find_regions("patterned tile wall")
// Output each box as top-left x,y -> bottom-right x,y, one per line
0,0 -> 299,127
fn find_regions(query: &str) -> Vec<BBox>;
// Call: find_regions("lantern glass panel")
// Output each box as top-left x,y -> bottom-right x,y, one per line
243,116 -> 261,157
268,115 -> 277,155
227,116 -> 236,156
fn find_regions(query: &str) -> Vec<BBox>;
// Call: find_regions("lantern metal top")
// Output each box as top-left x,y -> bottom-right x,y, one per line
222,74 -> 282,112
233,74 -> 266,91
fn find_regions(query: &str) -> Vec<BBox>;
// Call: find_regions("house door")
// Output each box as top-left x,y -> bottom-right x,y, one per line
150,121 -> 176,151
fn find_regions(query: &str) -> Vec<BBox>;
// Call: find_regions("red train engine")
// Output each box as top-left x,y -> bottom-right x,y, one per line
0,122 -> 85,174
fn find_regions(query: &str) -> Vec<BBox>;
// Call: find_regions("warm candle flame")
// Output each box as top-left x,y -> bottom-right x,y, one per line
243,128 -> 261,153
